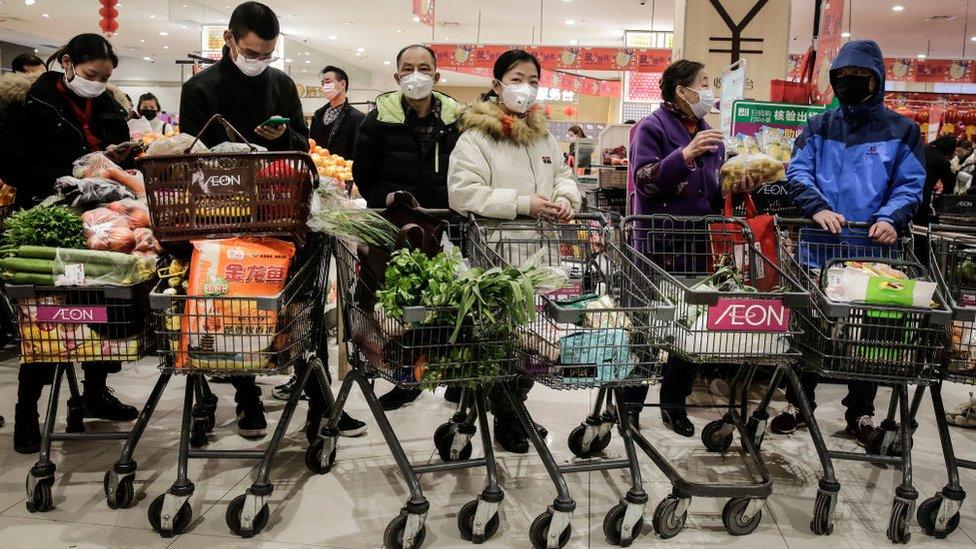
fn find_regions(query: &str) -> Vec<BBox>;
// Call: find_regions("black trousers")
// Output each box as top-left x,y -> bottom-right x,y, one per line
785,371 -> 878,425
17,361 -> 121,406
487,378 -> 534,419
619,355 -> 699,413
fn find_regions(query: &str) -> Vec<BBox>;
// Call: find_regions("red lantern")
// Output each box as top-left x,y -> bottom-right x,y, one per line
99,18 -> 119,33
99,0 -> 119,6
563,105 -> 577,117
99,7 -> 119,18
544,104 -> 553,117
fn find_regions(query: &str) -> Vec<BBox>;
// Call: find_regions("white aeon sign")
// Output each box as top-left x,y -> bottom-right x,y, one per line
706,298 -> 789,333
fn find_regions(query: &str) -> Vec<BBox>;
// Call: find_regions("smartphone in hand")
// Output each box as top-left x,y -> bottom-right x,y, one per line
259,115 -> 290,127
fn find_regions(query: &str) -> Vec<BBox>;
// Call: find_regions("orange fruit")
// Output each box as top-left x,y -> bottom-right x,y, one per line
308,138 -> 317,149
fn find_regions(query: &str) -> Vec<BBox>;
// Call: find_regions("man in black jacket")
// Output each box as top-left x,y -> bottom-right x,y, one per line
353,45 -> 462,410
179,2 -> 307,152
353,45 -> 461,210
309,66 -> 364,160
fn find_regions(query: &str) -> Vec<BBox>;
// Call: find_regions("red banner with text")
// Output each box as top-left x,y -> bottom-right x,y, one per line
790,53 -> 976,84
413,0 -> 435,27
445,66 -> 622,98
430,44 -> 671,73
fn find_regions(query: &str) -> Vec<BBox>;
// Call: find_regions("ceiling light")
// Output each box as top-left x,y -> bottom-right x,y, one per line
892,5 -> 904,11
441,78 -> 447,83
328,35 -> 338,41
565,19 -> 576,26
139,39 -> 145,43
159,31 -> 168,36
841,31 -> 850,37
356,47 -> 365,53
444,37 -> 451,41
163,45 -> 170,49
569,39 -> 578,45
397,29 -> 403,34
149,14 -> 156,19
181,25 -> 187,29
285,58 -> 293,63
24,0 -> 34,5
917,53 -> 927,58
413,15 -> 420,22
343,22 -> 351,26
383,60 -> 391,65
305,59 -> 311,64
41,12 -> 48,17
302,69 -> 307,73
181,4 -> 187,7
142,56 -> 152,61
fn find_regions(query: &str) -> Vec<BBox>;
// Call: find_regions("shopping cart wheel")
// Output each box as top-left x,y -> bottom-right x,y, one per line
567,424 -> 602,458
886,499 -> 911,544
529,511 -> 571,549
305,436 -> 337,474
148,494 -> 192,537
384,512 -> 427,549
226,493 -> 270,538
721,497 -> 762,536
603,502 -> 644,546
701,420 -> 733,453
25,477 -> 53,513
434,422 -> 473,462
103,470 -> 134,509
916,496 -> 960,538
457,499 -> 499,543
651,496 -> 687,539
809,489 -> 835,535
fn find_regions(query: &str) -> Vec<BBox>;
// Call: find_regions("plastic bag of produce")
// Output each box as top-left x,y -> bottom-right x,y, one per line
82,208 -> 136,253
54,176 -> 136,208
52,247 -> 155,287
145,133 -> 210,157
212,141 -> 267,153
179,237 -> 296,370
824,261 -> 937,308
132,228 -> 163,256
758,126 -> 795,163
72,152 -> 121,179
106,199 -> 151,229
720,153 -> 787,192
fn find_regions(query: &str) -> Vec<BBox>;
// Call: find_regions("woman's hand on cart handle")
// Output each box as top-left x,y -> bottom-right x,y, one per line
529,195 -> 560,220
812,210 -> 846,234
868,220 -> 898,245
553,199 -> 574,223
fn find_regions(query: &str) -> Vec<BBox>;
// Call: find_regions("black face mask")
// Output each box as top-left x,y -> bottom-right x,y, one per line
832,74 -> 873,105
139,109 -> 158,121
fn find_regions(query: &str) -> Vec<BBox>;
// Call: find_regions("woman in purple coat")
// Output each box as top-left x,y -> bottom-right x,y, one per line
620,60 -> 750,437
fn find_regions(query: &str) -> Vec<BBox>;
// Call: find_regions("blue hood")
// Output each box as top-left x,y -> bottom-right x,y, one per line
830,40 -> 886,120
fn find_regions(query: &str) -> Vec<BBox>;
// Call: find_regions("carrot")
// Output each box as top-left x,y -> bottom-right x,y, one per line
101,167 -> 146,198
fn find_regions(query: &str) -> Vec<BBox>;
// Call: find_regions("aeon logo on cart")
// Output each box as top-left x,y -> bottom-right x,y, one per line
36,306 -> 109,324
193,169 -> 246,194
706,298 -> 789,333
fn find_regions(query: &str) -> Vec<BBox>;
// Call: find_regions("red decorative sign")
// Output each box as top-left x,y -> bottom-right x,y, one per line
792,53 -> 976,84
430,44 -> 671,73
413,0 -> 435,27
706,298 -> 790,333
37,306 -> 109,324
445,66 -> 622,98
811,0 -> 845,104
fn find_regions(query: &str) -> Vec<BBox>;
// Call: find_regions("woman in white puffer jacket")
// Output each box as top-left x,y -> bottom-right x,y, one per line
448,50 -> 581,222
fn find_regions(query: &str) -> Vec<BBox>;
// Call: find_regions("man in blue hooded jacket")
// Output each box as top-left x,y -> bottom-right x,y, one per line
770,40 -> 926,445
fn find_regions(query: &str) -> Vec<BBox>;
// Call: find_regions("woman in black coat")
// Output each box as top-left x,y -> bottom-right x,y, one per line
1,34 -> 139,454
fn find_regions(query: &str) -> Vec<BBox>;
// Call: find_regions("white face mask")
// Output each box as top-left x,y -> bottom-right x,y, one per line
681,85 -> 714,119
399,71 -> 434,100
233,45 -> 271,77
65,65 -> 107,99
322,82 -> 340,101
500,82 -> 538,114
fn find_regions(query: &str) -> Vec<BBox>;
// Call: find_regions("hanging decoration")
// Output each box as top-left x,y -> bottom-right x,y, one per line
99,0 -> 119,37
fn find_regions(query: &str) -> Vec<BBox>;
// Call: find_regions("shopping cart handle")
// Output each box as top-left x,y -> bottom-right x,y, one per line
775,217 -> 872,230
930,223 -> 976,236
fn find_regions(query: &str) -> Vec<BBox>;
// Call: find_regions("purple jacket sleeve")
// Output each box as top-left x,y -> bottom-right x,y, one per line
629,118 -> 691,199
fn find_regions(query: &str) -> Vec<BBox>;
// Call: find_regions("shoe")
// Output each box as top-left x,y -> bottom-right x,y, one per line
947,392 -> 976,428
13,403 -> 40,454
533,421 -> 548,439
337,412 -> 367,437
444,385 -> 462,404
846,415 -> 875,447
770,404 -> 807,435
661,409 -> 695,437
236,399 -> 267,439
378,386 -> 422,411
494,416 -> 529,454
272,375 -> 307,401
83,385 -> 138,421
708,377 -> 731,399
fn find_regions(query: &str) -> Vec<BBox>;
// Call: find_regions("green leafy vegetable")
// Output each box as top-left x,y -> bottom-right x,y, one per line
307,185 -> 398,250
3,206 -> 86,249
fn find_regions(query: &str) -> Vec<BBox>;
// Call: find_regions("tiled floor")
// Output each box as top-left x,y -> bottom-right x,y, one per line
3,350 -> 976,548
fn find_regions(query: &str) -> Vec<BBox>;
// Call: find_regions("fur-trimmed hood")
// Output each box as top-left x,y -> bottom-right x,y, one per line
458,100 -> 549,146
0,70 -> 129,113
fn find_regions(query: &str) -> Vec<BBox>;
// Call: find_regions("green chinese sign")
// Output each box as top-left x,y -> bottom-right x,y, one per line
730,100 -> 828,140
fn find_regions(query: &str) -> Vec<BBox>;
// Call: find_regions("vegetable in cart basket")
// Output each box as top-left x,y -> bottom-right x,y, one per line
3,206 -> 86,249
0,245 -> 156,287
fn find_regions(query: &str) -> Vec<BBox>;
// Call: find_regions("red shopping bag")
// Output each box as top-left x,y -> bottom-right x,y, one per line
709,194 -> 780,292
770,47 -> 814,105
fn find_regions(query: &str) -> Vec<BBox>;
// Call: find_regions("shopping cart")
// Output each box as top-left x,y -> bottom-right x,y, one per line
328,211 -> 520,548
582,187 -> 627,220
913,223 -> 976,540
137,115 -> 334,538
775,219 -> 952,543
467,213 -> 671,547
145,236 -> 332,538
620,213 -> 823,538
932,193 -> 976,226
8,279 -> 159,514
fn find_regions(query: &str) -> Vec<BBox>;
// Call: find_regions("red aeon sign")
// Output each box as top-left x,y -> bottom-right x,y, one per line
706,298 -> 789,333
